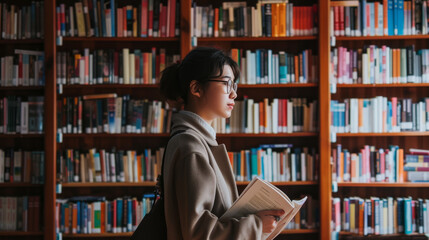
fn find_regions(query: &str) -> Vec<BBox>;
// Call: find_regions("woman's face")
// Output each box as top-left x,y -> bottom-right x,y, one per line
201,64 -> 237,120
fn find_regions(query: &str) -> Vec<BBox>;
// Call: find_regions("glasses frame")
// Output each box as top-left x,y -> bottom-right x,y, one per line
206,79 -> 238,94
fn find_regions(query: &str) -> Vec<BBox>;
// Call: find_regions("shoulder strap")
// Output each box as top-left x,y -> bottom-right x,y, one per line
159,129 -> 186,199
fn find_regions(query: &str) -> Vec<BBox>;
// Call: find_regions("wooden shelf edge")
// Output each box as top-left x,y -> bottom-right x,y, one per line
0,39 -> 44,44
61,37 -> 180,42
0,86 -> 45,90
335,132 -> 429,137
337,182 -> 429,187
281,229 -> 319,234
61,133 -> 318,138
60,83 -> 318,89
336,83 -> 429,88
339,231 -> 427,237
335,34 -> 429,40
0,183 -> 44,187
60,182 -> 157,187
0,231 -> 44,236
197,36 -> 317,41
237,181 -> 318,186
0,134 -> 44,138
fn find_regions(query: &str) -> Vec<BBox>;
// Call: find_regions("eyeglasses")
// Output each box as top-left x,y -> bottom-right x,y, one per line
207,79 -> 238,94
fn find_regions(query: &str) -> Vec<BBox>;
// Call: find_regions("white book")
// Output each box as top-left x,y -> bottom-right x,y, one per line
69,6 -> 75,36
247,99 -> 254,133
219,177 -> 307,240
253,103 -> 259,134
291,154 -> 296,181
20,102 -> 28,134
272,99 -> 278,134
89,54 -> 93,85
84,48 -> 89,84
287,100 -> 293,133
129,53 -> 135,84
79,58 -> 85,84
268,49 -> 272,84
0,150 -> 4,183
109,153 -> 116,183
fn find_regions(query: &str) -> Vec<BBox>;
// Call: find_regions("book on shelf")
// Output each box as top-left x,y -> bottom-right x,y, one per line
332,144 -> 404,183
0,2 -> 44,40
56,0 -> 180,38
330,97 -> 429,134
57,95 -> 173,134
332,196 -> 429,236
330,45 -> 429,85
0,196 -> 41,231
228,146 -> 318,182
191,1 -> 318,37
212,97 -> 318,134
230,48 -> 318,84
220,176 -> 307,240
57,148 -> 164,183
56,48 -> 180,85
404,149 -> 429,182
0,96 -> 44,134
331,0 -> 429,37
0,149 -> 44,184
1,49 -> 45,87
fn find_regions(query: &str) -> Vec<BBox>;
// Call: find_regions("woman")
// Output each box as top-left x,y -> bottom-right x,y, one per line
160,47 -> 285,239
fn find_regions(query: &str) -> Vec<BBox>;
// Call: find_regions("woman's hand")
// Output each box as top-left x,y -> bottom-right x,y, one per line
256,210 -> 285,233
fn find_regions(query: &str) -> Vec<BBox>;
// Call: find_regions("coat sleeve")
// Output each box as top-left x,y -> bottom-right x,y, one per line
173,152 -> 263,240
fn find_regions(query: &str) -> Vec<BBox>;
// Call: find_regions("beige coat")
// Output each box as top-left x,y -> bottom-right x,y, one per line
163,111 -> 263,240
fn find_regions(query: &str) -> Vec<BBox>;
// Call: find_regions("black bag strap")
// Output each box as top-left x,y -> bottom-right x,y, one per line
155,129 -> 186,204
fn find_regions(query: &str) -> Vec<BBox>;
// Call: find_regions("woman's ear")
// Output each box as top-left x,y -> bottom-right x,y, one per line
189,80 -> 203,98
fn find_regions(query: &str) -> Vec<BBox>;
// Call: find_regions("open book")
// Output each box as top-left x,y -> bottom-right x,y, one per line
220,177 -> 307,240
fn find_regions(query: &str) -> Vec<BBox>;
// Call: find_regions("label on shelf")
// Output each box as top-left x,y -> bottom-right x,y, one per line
56,183 -> 62,194
330,36 -> 336,47
332,181 -> 338,193
56,36 -> 63,46
330,132 -> 336,143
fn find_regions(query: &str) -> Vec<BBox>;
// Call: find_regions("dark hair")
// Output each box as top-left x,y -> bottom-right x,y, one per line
160,47 -> 240,105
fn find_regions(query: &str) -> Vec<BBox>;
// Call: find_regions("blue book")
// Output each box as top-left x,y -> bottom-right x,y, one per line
77,202 -> 81,233
387,0 -> 394,35
111,0 -> 116,37
259,144 -> 293,149
127,199 -> 132,232
256,50 -> 261,84
397,198 -> 404,233
369,3 -> 375,36
245,150 -> 251,181
397,0 -> 404,35
361,0 -> 367,35
251,148 -> 258,179
394,0 -> 399,35
100,0 -> 107,37
117,198 -> 123,231
387,101 -> 392,132
106,202 -> 111,232
260,150 -> 265,179
294,148 -> 302,180
302,50 -> 307,83
92,0 -> 99,37
279,52 -> 287,83
404,198 -> 412,234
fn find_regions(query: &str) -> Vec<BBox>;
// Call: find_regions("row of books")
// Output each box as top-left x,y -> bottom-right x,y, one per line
56,196 -> 152,234
0,196 -> 41,231
1,49 -> 45,87
57,95 -> 172,134
332,197 -> 429,235
212,98 -> 318,134
331,0 -> 429,37
330,45 -> 429,85
0,96 -> 44,134
55,194 -> 319,234
191,2 -> 318,38
57,148 -> 164,183
331,144 -> 405,183
56,48 -> 180,85
330,97 -> 429,134
231,48 -> 318,85
0,2 -> 44,40
404,149 -> 429,182
56,0 -> 179,38
0,149 -> 44,184
228,145 -> 318,182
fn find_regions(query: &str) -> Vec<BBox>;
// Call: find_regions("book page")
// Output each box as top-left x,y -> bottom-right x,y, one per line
220,177 -> 307,239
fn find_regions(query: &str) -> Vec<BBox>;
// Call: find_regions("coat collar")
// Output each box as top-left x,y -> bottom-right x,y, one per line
170,111 -> 218,146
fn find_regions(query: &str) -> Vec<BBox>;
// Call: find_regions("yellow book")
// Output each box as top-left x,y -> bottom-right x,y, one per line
74,2 -> 86,37
278,3 -> 286,37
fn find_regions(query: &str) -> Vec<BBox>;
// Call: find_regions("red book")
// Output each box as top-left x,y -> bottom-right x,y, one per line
168,0 -> 176,37
132,199 -> 137,229
141,0 -> 148,37
334,6 -> 339,36
161,4 -> 168,37
56,8 -> 61,36
339,6 -> 344,36
148,1 -> 153,36
123,6 -> 128,37
113,200 -> 117,232
117,8 -> 123,37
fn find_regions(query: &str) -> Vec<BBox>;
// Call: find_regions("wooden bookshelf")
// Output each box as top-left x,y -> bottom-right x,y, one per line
337,83 -> 429,88
335,35 -> 429,41
61,37 -> 180,42
337,182 -> 429,188
196,36 -> 318,41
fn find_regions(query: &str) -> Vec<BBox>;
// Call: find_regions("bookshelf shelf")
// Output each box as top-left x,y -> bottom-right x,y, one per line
0,86 -> 45,91
335,132 -> 429,137
339,231 -> 428,237
337,182 -> 429,188
237,181 -> 318,186
0,39 -> 44,44
197,36 -> 318,42
60,229 -> 318,238
0,231 -> 44,236
61,37 -> 180,42
61,182 -> 157,187
61,132 -> 318,138
336,83 -> 429,88
335,35 -> 429,41
0,134 -> 44,138
0,183 -> 43,188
